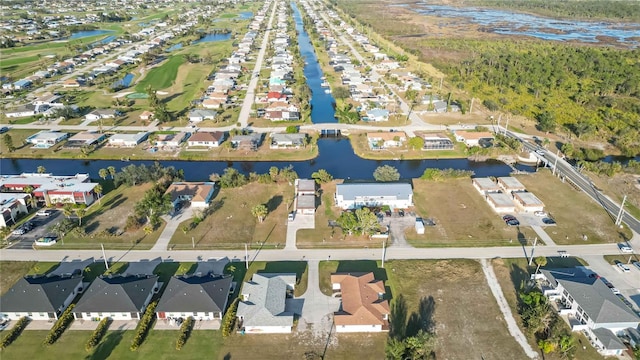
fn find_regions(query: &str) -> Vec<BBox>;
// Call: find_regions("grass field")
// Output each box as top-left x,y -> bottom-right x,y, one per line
515,170 -> 631,245
491,257 -> 611,360
170,182 -> 294,249
408,178 -> 537,247
0,261 -> 37,295
135,55 -> 185,92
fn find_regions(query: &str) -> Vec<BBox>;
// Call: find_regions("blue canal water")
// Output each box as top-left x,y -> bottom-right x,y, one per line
112,73 -> 134,89
166,43 -> 184,52
408,2 -> 640,46
68,30 -> 114,40
192,33 -> 232,44
0,138 -> 519,181
291,2 -> 337,124
239,11 -> 254,19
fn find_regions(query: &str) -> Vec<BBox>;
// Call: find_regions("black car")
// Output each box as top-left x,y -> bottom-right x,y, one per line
502,214 -> 516,221
506,219 -> 520,226
0,126 -> 8,134
385,210 -> 392,217
542,218 -> 556,225
398,210 -> 405,217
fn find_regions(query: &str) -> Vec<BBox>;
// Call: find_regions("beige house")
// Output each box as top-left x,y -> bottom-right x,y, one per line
454,131 -> 494,147
486,193 -> 516,213
331,272 -> 390,333
497,177 -> 527,194
512,192 -> 545,213
472,178 -> 501,195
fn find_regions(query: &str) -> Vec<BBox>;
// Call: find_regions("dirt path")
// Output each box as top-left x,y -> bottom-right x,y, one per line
480,259 -> 539,359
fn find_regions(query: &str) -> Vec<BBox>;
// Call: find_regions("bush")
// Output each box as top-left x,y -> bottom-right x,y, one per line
0,317 -> 29,349
221,298 -> 239,337
86,317 -> 111,351
130,301 -> 158,351
43,304 -> 75,345
175,317 -> 194,350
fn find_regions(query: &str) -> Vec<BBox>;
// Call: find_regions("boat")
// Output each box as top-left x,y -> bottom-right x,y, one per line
320,81 -> 330,88
324,89 -> 332,94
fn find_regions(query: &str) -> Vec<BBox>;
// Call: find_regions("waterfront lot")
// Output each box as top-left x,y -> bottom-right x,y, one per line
170,183 -> 293,249
491,257 -> 613,360
349,131 -> 468,160
514,170 -> 631,245
408,178 -> 537,247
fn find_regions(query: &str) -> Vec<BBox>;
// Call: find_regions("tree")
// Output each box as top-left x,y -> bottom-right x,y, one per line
311,169 -> 333,184
74,205 -> 87,226
534,256 -> 547,275
219,168 -> 247,188
107,166 -> 116,179
98,168 -> 108,180
3,134 -> 15,152
285,125 -> 299,134
269,166 -> 279,182
536,111 -> 556,133
94,184 -> 103,204
333,86 -> 350,100
373,165 -> 400,182
49,218 -> 76,240
407,137 -> 424,150
135,185 -> 173,224
355,207 -> 379,235
62,203 -> 74,218
336,211 -> 358,236
251,204 -> 268,223
37,166 -> 46,174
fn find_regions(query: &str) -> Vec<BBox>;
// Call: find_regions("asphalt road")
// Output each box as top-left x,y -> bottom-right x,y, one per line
7,210 -> 64,250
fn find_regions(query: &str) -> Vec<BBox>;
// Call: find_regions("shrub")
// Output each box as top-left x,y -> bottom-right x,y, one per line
175,317 -> 194,350
221,298 -> 239,337
43,304 -> 75,345
86,317 -> 111,351
0,317 -> 29,349
130,301 -> 158,351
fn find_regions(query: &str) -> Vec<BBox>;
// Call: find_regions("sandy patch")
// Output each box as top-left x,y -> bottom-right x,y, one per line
156,91 -> 169,95
113,92 -> 134,98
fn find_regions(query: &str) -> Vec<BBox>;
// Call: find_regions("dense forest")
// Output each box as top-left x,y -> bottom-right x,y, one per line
464,0 -> 640,22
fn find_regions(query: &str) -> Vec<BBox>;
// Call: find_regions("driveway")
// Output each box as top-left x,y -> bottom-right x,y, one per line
582,255 -> 640,311
151,207 -> 196,251
297,260 -> 341,337
380,214 -> 416,248
48,257 -> 95,276
8,210 -> 64,249
122,257 -> 162,276
194,257 -> 230,275
285,213 -> 315,250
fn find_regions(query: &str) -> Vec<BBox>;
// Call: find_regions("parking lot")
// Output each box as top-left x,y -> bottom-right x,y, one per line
582,255 -> 640,312
7,210 -> 64,249
501,211 -> 557,227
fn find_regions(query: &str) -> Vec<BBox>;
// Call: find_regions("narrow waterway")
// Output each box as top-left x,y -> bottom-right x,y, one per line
291,2 -> 337,124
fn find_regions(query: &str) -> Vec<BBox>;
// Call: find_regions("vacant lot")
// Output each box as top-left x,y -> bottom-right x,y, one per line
408,178 -> 536,247
171,182 -> 294,249
0,261 -> 37,295
63,182 -> 164,249
492,257 -> 610,360
297,181 -> 382,249
135,55 -> 185,92
515,170 -> 631,245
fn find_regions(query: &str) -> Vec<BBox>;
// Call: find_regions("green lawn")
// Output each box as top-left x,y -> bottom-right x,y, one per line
135,55 -> 185,92
0,261 -> 36,295
243,261 -> 308,297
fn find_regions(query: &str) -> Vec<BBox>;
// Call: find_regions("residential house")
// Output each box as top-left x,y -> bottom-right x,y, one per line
187,131 -> 225,148
0,275 -> 84,321
471,178 -> 501,195
231,133 -> 263,151
421,133 -> 454,151
85,109 -> 119,122
365,109 -> 390,122
0,173 -> 98,206
331,272 -> 390,332
188,109 -> 217,122
164,182 -> 215,208
537,268 -> 640,356
26,131 -> 69,148
270,133 -> 307,149
156,274 -> 232,321
5,104 -> 37,118
202,98 -> 225,110
62,79 -> 81,88
139,111 -> 154,121
294,179 -> 316,215
512,192 -> 545,213
0,193 -> 30,227
154,132 -> 187,147
485,193 -> 516,213
453,131 -> 494,147
335,183 -> 413,210
65,132 -> 107,147
366,132 -> 407,150
236,273 -> 297,334
497,177 -> 527,194
33,94 -> 63,108
13,79 -> 32,90
73,275 -> 159,321
265,102 -> 299,121
108,132 -> 149,147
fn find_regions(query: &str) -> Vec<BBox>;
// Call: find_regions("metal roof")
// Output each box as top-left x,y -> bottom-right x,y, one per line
336,183 -> 413,201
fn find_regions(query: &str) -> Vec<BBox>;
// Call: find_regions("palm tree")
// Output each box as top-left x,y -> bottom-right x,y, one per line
62,203 -> 74,218
74,205 -> 87,226
94,184 -> 103,204
23,185 -> 37,208
534,256 -> 547,275
37,165 -> 46,174
107,166 -> 116,179
143,224 -> 154,235
98,168 -> 108,180
251,204 -> 268,223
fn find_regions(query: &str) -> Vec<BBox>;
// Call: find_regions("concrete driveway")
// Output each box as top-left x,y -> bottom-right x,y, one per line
380,214 -> 416,248
122,257 -> 162,276
297,261 -> 340,337
194,257 -> 230,275
285,213 -> 315,250
151,207 -> 196,251
48,257 -> 95,276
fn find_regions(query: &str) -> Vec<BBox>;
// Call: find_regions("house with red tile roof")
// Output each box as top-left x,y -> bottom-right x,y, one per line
331,272 -> 390,332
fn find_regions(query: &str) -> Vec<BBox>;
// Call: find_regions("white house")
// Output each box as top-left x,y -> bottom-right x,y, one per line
0,193 -> 30,227
154,132 -> 187,147
335,183 -> 413,210
26,131 -> 69,148
187,131 -> 225,148
0,275 -> 84,321
164,182 -> 215,209
188,109 -> 217,122
332,272 -> 389,333
512,192 -> 545,213
472,177 -> 501,195
497,177 -> 527,194
485,192 -> 516,213
108,132 -> 149,147
236,273 -> 297,334
453,130 -> 494,147
85,109 -> 118,122
73,275 -> 159,321
156,274 -> 232,321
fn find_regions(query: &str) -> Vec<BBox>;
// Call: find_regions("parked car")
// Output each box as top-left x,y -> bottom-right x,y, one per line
615,261 -> 631,273
0,317 -> 10,331
632,261 -> 640,271
534,211 -> 547,217
12,227 -> 26,235
542,218 -> 556,225
288,212 -> 295,222
611,288 -> 621,295
398,209 -> 405,217
36,209 -> 51,216
619,244 -> 634,253
502,214 -> 516,221
0,126 -> 9,134
506,219 -> 520,226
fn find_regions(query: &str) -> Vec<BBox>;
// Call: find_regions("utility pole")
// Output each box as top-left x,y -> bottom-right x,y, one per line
552,150 -> 559,176
381,239 -> 386,268
615,195 -> 627,226
245,243 -> 249,270
192,236 -> 195,249
528,237 -> 538,266
504,117 -> 510,135
101,243 -> 109,271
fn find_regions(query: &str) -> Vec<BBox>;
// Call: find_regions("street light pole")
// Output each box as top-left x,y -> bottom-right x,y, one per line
528,237 -> 538,266
552,150 -> 559,176
245,243 -> 249,270
381,240 -> 386,268
101,243 -> 109,271
615,195 -> 627,226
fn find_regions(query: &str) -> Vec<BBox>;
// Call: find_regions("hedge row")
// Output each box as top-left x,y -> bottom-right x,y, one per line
0,317 -> 29,349
221,298 -> 239,337
175,317 -> 194,350
130,301 -> 157,351
85,317 -> 111,351
44,304 -> 75,345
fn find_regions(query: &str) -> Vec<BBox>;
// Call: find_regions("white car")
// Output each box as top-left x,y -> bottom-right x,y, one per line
535,149 -> 546,156
36,209 -> 50,216
616,262 -> 631,273
534,211 -> 547,217
619,244 -> 634,253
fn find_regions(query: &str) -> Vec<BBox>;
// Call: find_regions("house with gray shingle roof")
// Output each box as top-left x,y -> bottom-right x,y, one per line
0,275 -> 84,321
538,268 -> 640,356
236,273 -> 296,333
156,274 -> 232,321
73,274 -> 159,321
